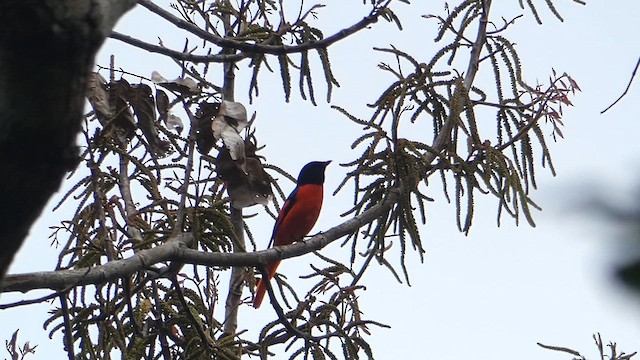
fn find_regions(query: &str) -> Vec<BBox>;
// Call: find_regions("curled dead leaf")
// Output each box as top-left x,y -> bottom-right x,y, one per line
86,74 -> 174,155
194,102 -> 220,154
216,136 -> 272,208
212,100 -> 248,165
128,83 -> 171,156
110,79 -> 137,143
151,70 -> 200,95
86,72 -> 113,126
154,88 -> 183,134
218,100 -> 248,130
166,114 -> 184,133
155,88 -> 169,122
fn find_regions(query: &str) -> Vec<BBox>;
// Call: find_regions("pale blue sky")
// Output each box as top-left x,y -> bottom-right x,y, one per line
3,1 -> 640,359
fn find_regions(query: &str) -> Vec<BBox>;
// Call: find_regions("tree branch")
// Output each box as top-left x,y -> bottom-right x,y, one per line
422,0 -> 492,166
59,293 -> 76,360
2,233 -> 194,293
2,190 -> 399,294
110,31 -> 250,63
136,0 -> 385,55
601,56 -> 640,114
463,0 -> 491,90
221,12 -> 245,340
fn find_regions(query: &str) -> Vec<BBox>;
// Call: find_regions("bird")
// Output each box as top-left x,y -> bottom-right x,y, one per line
253,160 -> 331,308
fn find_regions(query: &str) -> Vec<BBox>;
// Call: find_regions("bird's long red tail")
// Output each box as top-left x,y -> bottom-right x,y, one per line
253,260 -> 281,308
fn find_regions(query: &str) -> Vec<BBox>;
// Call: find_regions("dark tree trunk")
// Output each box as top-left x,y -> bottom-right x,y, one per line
0,0 -> 135,285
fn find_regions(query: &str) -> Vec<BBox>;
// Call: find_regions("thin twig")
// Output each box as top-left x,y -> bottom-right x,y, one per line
601,56 -> 640,114
151,281 -> 173,360
170,274 -> 212,348
0,291 -> 59,309
247,271 -> 391,352
496,76 -> 566,152
59,294 -> 76,360
487,14 -> 523,35
174,101 -> 199,232
118,145 -> 144,242
260,266 -> 317,342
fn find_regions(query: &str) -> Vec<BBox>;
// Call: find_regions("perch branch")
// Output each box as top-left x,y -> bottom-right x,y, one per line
2,190 -> 399,294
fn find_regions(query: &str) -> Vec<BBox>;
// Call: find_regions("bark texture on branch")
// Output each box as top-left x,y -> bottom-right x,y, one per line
2,190 -> 399,294
0,0 -> 136,285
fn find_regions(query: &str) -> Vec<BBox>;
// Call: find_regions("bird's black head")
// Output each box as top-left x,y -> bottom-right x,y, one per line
297,161 -> 331,185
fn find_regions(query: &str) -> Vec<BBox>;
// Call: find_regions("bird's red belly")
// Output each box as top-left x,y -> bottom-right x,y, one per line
273,185 -> 323,245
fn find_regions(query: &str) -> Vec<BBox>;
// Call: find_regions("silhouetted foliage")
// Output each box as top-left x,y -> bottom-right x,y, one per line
2,1 -> 589,358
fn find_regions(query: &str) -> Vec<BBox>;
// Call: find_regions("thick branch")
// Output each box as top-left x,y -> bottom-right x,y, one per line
463,0 -> 491,90
136,0 -> 384,55
2,233 -> 194,293
221,15 -> 244,337
110,32 -> 249,63
2,190 -> 399,294
423,0 -> 492,165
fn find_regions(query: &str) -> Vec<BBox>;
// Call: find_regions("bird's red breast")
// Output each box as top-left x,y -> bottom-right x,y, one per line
272,184 -> 323,247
